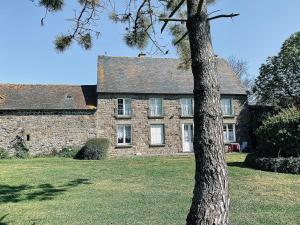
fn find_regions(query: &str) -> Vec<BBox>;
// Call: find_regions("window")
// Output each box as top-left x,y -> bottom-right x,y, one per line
223,124 -> 236,143
117,98 -> 131,116
180,98 -> 194,117
150,124 -> 165,145
26,135 -> 30,141
221,98 -> 233,116
149,98 -> 163,117
117,125 -> 132,145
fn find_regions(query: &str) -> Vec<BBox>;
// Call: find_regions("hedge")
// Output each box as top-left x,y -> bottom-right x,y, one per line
256,107 -> 300,157
245,153 -> 300,174
75,138 -> 110,160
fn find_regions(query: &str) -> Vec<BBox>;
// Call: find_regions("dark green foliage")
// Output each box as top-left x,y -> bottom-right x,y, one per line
39,0 -> 64,11
254,31 -> 300,107
75,138 -> 109,160
14,141 -> 30,159
256,107 -> 300,157
245,153 -> 300,174
248,105 -> 279,147
54,35 -> 73,52
0,148 -> 9,159
124,31 -> 148,49
58,147 -> 80,158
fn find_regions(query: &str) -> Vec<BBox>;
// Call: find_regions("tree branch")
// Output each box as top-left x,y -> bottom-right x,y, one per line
196,0 -> 205,14
161,0 -> 185,33
159,18 -> 187,22
174,31 -> 189,46
208,13 -> 240,21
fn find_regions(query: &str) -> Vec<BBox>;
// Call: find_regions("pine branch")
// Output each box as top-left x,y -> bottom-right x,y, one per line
174,31 -> 189,46
161,0 -> 186,33
208,13 -> 240,21
159,18 -> 187,22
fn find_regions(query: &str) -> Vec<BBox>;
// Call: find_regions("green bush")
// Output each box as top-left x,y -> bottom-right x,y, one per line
0,148 -> 9,159
58,147 -> 80,158
245,153 -> 300,174
256,107 -> 300,157
14,142 -> 30,159
75,138 -> 109,160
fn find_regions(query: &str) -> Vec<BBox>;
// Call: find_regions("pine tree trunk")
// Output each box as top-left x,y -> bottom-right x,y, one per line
186,1 -> 229,224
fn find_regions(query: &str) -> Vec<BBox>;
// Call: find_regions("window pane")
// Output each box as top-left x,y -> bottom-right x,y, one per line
229,130 -> 234,142
223,124 -> 235,143
118,99 -> 124,115
125,125 -> 131,144
150,98 -> 163,116
221,98 -> 232,115
124,98 -> 131,115
151,125 -> 164,144
117,125 -> 124,143
181,98 -> 193,116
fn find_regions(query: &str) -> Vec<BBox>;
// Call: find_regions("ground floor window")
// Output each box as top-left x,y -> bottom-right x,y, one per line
150,124 -> 165,145
117,125 -> 132,145
223,124 -> 236,143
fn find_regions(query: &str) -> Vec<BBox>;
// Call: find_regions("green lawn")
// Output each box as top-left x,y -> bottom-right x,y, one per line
0,154 -> 299,225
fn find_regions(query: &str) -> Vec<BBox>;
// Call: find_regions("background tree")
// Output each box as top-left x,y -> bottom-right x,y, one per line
227,56 -> 256,104
35,0 -> 239,224
227,56 -> 254,90
253,31 -> 300,107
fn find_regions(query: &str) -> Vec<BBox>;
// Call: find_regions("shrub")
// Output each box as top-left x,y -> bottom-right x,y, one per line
256,107 -> 300,157
14,142 -> 30,159
58,147 -> 80,158
245,153 -> 300,174
75,138 -> 109,160
0,148 -> 9,159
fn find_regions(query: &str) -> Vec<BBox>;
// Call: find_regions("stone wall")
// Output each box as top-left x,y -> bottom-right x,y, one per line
0,110 -> 96,155
97,94 -> 250,155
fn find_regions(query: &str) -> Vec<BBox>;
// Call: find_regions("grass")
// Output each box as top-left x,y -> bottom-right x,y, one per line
0,153 -> 299,225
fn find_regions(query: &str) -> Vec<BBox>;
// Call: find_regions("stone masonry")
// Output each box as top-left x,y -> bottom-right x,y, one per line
97,94 -> 249,155
0,110 -> 96,155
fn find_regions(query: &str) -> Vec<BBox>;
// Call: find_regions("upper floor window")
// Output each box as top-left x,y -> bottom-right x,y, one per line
181,98 -> 194,117
149,98 -> 163,117
117,98 -> 131,116
221,98 -> 233,116
223,124 -> 236,143
117,124 -> 132,145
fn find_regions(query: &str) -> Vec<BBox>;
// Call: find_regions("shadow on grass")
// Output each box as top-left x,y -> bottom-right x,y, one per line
227,161 -> 247,168
0,214 -> 9,225
0,178 -> 91,203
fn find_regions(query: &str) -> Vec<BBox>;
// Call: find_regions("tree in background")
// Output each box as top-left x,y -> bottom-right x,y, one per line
227,56 -> 254,90
253,32 -> 300,107
227,56 -> 256,104
34,1 -> 240,224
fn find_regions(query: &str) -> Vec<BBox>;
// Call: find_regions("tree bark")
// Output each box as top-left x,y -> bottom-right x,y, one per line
186,1 -> 229,225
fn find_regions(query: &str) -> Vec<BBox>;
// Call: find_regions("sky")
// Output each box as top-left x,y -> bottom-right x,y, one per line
0,0 -> 299,85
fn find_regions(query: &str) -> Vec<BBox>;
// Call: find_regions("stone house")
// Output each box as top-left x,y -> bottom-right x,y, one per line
0,56 -> 249,156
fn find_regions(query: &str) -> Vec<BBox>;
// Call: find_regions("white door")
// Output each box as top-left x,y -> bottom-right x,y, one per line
182,124 -> 193,152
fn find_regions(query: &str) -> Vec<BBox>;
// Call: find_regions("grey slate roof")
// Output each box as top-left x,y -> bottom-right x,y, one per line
0,84 -> 97,110
97,56 -> 246,95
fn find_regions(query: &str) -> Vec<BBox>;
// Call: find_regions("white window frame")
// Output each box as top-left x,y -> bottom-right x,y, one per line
221,98 -> 233,116
117,98 -> 131,116
149,98 -> 163,117
117,124 -> 132,145
180,98 -> 194,117
223,123 -> 236,143
150,124 -> 165,145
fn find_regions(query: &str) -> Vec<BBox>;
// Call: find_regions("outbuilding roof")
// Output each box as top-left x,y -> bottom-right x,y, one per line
0,84 -> 97,110
97,56 -> 247,95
